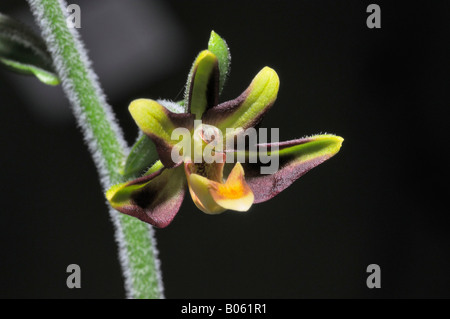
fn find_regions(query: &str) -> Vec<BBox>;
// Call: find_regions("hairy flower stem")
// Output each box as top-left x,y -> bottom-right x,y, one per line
26,0 -> 164,298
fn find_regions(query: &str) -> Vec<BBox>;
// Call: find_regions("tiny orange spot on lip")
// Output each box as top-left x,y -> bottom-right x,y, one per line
209,162 -> 254,211
213,180 -> 246,200
184,161 -> 254,213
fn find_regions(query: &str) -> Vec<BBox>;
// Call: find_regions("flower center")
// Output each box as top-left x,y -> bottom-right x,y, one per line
194,123 -> 221,145
186,161 -> 223,183
192,123 -> 224,164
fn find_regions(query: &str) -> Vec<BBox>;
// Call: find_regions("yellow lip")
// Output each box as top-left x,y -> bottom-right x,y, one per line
185,162 -> 254,214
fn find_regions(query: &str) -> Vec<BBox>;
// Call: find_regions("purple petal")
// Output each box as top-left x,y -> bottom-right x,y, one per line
231,135 -> 343,203
107,165 -> 186,228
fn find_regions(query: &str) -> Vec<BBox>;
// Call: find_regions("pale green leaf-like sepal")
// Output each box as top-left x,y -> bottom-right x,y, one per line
122,134 -> 159,178
208,31 -> 230,95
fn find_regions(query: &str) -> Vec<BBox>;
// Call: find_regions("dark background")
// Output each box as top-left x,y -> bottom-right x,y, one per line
1,0 -> 449,298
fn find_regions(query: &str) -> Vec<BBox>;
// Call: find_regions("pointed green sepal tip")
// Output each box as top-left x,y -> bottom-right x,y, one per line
204,66 -> 279,131
208,31 -> 230,94
238,66 -> 280,127
106,182 -> 129,207
276,133 -> 344,168
236,134 -> 343,204
247,66 -> 280,106
185,50 -> 219,118
108,159 -> 165,205
291,134 -> 344,160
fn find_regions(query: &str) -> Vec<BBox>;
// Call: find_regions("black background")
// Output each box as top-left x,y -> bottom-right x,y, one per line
1,0 -> 449,298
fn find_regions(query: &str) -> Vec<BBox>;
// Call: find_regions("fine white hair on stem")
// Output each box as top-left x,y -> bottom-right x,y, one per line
108,206 -> 133,297
26,0 -> 163,299
148,224 -> 165,298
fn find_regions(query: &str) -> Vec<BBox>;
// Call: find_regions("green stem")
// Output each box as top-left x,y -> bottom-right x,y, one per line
26,0 -> 163,298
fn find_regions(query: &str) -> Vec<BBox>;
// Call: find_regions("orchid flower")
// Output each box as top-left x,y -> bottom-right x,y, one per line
106,31 -> 343,228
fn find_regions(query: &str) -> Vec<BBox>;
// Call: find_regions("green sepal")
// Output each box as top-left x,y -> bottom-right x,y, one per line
129,98 -> 194,168
228,134 -> 344,203
184,50 -> 219,119
122,134 -> 159,178
106,163 -> 186,228
0,12 -> 59,85
208,31 -> 230,95
203,67 -> 279,133
232,134 -> 343,165
123,98 -> 188,177
107,161 -> 165,206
